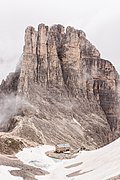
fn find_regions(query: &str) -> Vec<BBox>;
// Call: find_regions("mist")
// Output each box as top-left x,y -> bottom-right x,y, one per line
0,93 -> 38,132
0,94 -> 15,120
0,94 -> 17,131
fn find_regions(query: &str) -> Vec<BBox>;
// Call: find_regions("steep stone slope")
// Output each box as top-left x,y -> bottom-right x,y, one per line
0,24 -> 120,153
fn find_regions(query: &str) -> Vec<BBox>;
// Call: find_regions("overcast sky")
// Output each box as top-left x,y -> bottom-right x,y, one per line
0,0 -> 120,81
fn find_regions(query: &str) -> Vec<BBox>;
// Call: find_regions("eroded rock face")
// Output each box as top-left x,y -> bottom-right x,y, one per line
0,23 -> 120,152
19,24 -> 120,131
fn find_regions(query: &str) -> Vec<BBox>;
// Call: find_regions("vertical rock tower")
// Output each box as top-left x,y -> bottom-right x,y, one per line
0,24 -> 120,149
18,24 -> 120,135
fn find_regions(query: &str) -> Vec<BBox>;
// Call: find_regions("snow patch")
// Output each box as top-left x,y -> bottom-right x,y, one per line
0,166 -> 22,180
16,145 -> 62,171
73,118 -> 81,126
16,138 -> 120,180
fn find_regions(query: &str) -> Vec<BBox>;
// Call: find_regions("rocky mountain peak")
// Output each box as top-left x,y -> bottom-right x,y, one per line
0,23 -> 120,153
19,24 -> 100,96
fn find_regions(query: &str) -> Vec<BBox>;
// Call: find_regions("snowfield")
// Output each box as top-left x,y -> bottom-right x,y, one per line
1,137 -> 120,180
0,166 -> 22,180
16,137 -> 120,180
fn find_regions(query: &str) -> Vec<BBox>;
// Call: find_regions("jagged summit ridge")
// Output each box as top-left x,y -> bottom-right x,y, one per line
19,24 -> 100,96
19,24 -> 119,132
0,23 -> 119,153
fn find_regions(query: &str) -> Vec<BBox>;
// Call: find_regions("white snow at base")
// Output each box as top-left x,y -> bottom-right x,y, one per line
0,166 -> 22,180
16,138 -> 120,180
16,145 -> 63,171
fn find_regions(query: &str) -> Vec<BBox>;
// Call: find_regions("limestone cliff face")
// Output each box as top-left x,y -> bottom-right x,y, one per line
0,24 -> 120,152
18,24 -> 120,133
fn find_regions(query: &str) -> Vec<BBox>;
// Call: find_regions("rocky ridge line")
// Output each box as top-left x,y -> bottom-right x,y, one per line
0,24 -> 120,153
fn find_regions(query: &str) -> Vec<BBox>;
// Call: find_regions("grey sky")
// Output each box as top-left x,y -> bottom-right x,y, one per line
0,0 -> 120,81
